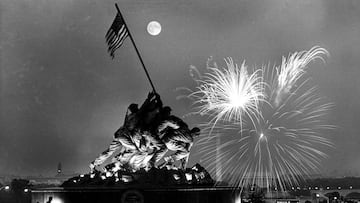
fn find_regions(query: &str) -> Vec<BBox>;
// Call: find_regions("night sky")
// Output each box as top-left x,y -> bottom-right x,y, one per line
1,0 -> 360,177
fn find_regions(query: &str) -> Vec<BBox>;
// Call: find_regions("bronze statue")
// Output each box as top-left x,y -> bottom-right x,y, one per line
89,92 -> 200,174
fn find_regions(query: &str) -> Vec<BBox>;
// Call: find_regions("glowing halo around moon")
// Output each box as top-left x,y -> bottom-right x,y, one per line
147,21 -> 161,36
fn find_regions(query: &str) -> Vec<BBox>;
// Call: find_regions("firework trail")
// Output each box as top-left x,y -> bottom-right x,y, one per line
272,46 -> 329,108
187,47 -> 334,190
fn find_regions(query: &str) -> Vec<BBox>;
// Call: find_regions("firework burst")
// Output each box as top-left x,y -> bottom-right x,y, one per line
188,47 -> 334,190
273,46 -> 329,107
186,57 -> 265,130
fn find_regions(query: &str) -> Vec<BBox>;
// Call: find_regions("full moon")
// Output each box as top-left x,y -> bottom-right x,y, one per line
147,21 -> 161,36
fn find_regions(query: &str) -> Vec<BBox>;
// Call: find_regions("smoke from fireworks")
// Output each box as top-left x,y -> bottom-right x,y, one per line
186,47 -> 334,190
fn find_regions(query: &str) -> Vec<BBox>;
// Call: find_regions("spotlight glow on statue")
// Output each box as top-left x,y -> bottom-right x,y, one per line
186,47 -> 334,190
147,21 -> 161,36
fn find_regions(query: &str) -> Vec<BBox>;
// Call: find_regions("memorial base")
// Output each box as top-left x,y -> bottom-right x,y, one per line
31,186 -> 242,203
32,163 -> 240,203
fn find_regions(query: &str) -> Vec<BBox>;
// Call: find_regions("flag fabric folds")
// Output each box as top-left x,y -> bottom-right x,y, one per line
105,12 -> 129,59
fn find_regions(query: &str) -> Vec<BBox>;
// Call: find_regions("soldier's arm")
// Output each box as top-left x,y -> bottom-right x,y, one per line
139,92 -> 155,110
173,130 -> 193,144
170,115 -> 189,129
158,120 -> 180,133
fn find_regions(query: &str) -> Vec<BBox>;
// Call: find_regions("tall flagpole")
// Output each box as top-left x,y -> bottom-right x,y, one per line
115,3 -> 157,94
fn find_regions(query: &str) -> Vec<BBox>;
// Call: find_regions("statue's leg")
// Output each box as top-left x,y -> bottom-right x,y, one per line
130,151 -> 154,171
91,139 -> 122,171
90,128 -> 135,172
172,148 -> 190,169
151,147 -> 168,168
180,155 -> 189,170
127,151 -> 149,171
158,156 -> 175,169
111,147 -> 126,163
180,143 -> 193,169
148,136 -> 167,167
117,133 -> 138,150
157,140 -> 180,168
114,149 -> 138,171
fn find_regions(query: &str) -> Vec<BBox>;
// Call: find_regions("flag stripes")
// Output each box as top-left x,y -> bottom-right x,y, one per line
105,13 -> 129,59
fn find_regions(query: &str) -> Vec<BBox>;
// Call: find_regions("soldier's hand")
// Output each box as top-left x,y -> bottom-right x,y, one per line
154,92 -> 160,99
148,92 -> 154,99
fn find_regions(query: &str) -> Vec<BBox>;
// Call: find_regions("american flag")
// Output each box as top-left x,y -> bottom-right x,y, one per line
105,12 -> 129,59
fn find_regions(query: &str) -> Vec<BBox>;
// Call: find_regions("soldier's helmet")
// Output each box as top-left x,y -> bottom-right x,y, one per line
128,103 -> 139,113
190,127 -> 201,137
161,106 -> 172,116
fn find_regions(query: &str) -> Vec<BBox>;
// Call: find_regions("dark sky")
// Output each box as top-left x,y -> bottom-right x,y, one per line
1,0 -> 360,177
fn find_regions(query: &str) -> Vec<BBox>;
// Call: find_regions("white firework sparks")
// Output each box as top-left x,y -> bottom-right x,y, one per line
273,46 -> 329,107
187,57 -> 265,130
189,47 -> 334,190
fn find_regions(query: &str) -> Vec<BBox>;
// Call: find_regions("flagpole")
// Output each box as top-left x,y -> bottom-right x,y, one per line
115,3 -> 157,94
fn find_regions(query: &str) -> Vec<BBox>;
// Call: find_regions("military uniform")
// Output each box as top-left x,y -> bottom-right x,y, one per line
157,115 -> 200,169
90,92 -> 162,172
